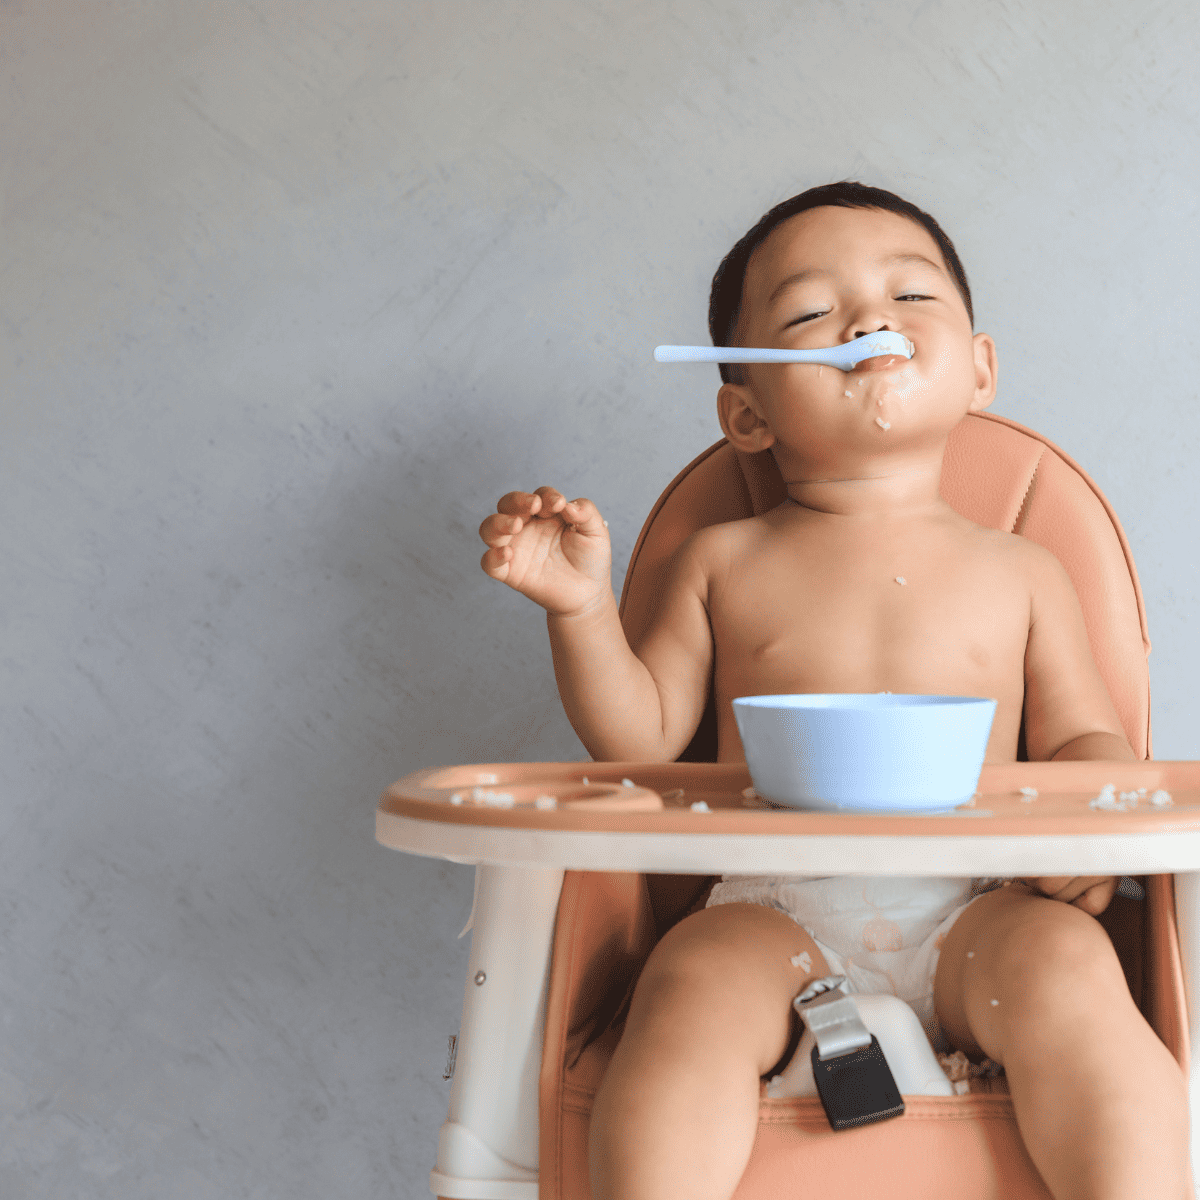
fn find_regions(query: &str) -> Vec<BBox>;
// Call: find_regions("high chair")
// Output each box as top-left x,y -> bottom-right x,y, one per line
380,410 -> 1200,1199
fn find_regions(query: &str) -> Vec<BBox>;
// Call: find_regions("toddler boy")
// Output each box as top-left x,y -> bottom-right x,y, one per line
478,182 -> 1189,1200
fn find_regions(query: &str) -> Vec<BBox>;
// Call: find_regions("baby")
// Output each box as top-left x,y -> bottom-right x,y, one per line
478,182 -> 1189,1200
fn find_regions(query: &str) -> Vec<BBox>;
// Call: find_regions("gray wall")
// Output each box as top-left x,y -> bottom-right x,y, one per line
3,2 -> 1197,1196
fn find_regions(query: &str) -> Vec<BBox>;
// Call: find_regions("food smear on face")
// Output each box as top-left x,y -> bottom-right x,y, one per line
875,417 -> 891,430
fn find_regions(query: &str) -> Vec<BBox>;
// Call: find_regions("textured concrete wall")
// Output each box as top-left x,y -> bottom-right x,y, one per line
2,1 -> 1197,1196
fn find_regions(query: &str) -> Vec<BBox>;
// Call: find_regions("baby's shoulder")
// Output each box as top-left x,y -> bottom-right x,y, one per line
961,521 -> 1056,582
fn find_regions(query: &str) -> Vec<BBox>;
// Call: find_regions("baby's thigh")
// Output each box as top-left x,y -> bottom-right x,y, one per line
626,902 -> 830,1077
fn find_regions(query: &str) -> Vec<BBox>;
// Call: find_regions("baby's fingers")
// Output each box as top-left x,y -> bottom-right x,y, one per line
1072,877 -> 1117,917
1026,875 -> 1117,916
479,509 -> 523,547
556,496 -> 609,534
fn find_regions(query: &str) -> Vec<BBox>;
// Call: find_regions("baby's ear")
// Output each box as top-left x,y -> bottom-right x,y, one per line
969,333 -> 998,411
717,382 -> 776,452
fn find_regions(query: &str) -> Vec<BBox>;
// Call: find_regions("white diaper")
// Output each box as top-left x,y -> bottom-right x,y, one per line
707,874 -> 1007,1053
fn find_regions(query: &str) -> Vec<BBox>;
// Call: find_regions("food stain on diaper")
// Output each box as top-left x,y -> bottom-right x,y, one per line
790,951 -> 813,972
862,916 -> 904,952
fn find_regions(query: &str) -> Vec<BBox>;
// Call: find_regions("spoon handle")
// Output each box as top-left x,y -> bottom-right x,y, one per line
654,345 -> 825,364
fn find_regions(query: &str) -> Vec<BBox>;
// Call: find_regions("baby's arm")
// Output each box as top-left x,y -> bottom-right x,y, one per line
1021,543 -> 1136,763
1019,544 -> 1137,913
480,487 -> 714,762
547,525 -> 714,762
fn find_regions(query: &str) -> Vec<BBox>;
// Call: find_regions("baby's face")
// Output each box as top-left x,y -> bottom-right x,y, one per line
719,205 -> 995,487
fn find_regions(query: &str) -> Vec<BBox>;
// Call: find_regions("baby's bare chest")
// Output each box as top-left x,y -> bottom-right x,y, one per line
709,532 -> 1031,696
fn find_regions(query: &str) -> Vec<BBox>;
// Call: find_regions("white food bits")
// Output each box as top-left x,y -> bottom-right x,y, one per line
876,418 -> 891,430
894,576 -> 906,585
472,787 -> 515,807
450,793 -> 464,805
476,773 -> 499,784
1150,789 -> 1173,807
938,1050 -> 971,1082
790,951 -> 813,972
1089,782 -> 1140,812
966,951 -> 975,958
1019,787 -> 1038,798
844,390 -> 853,398
938,1049 -> 1003,1083
603,520 -> 609,527
690,800 -> 711,813
621,778 -> 635,787
581,775 -> 589,785
990,999 -> 999,1006
534,795 -> 557,810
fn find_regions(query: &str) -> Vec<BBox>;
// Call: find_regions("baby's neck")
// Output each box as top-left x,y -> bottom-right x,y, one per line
784,466 -> 947,522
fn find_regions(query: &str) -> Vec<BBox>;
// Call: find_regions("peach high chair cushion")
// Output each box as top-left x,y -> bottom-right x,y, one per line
537,412 -> 1183,1200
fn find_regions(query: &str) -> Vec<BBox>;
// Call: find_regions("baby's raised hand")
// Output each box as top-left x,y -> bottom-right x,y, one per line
1016,876 -> 1118,917
479,487 -> 612,617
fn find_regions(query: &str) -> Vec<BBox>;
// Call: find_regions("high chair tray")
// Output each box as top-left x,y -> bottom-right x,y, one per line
378,760 -> 1200,875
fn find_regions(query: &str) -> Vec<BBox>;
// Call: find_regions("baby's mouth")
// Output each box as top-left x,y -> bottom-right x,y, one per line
854,353 -> 909,373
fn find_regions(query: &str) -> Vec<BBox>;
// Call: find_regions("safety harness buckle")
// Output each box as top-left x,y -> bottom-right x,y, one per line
794,975 -> 905,1130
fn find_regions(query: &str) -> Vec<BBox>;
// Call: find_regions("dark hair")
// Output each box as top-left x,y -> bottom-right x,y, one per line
708,181 -> 973,384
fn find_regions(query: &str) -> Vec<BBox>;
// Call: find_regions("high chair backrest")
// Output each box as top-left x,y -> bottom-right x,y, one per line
617,411 -> 1152,762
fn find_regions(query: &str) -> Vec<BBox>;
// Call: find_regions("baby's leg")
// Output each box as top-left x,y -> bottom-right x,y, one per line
589,901 -> 829,1200
934,883 -> 1191,1200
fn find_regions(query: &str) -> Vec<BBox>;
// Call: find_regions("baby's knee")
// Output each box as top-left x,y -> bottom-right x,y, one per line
990,893 -> 1124,996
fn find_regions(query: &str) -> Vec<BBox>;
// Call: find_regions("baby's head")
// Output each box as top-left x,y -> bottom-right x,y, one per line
709,182 -> 973,386
708,182 -> 997,506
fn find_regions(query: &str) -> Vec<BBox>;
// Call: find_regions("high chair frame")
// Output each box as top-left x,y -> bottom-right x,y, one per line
382,412 -> 1200,1200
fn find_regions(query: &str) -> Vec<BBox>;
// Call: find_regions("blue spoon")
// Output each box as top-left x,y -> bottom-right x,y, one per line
654,330 -> 913,372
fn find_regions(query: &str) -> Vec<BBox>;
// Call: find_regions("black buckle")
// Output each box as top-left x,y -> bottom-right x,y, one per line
794,975 -> 906,1131
811,1034 -> 905,1130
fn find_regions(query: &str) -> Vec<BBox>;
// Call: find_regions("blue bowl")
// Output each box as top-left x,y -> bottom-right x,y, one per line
732,694 -> 997,813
